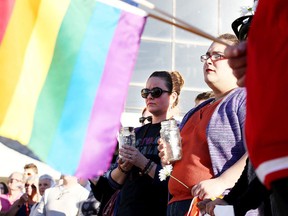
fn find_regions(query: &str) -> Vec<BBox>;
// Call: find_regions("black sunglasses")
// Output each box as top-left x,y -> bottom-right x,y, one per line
139,116 -> 152,124
141,87 -> 171,99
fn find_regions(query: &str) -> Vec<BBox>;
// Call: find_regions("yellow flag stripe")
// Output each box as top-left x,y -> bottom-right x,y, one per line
0,0 -> 40,124
0,0 -> 70,144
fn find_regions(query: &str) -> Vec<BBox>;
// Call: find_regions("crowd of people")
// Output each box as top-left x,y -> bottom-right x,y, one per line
0,163 -> 94,216
1,0 -> 287,215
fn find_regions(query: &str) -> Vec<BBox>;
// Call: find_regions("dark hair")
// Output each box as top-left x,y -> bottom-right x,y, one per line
149,71 -> 184,108
0,182 -> 9,194
195,91 -> 214,102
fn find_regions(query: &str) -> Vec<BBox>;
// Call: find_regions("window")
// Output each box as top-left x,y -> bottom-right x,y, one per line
123,0 -> 253,125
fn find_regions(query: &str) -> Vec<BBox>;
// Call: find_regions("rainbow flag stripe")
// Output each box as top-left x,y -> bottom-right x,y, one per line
0,0 -> 146,177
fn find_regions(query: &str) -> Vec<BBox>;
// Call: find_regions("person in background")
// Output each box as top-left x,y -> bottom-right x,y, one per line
194,91 -> 214,107
0,183 -> 8,195
77,177 -> 101,216
35,175 -> 89,216
0,193 -> 29,216
78,178 -> 91,192
27,175 -> 55,216
16,176 -> 41,216
0,172 -> 24,212
139,107 -> 152,125
23,164 -> 38,180
158,34 -> 247,216
89,155 -> 119,216
108,70 -> 184,216
38,175 -> 55,197
224,0 -> 288,215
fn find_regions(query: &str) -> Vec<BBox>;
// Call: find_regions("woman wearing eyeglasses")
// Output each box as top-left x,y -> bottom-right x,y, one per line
0,172 -> 24,213
158,34 -> 249,216
107,71 -> 184,216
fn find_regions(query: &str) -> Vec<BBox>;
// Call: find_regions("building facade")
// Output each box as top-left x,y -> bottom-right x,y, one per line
122,0 -> 253,126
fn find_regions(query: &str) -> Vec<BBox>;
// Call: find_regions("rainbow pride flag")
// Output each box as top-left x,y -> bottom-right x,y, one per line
0,0 -> 147,177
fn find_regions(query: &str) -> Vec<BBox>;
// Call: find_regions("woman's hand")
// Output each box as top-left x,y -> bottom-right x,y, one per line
157,138 -> 171,165
196,199 -> 212,215
191,178 -> 226,200
19,193 -> 29,205
119,145 -> 148,170
205,198 -> 228,216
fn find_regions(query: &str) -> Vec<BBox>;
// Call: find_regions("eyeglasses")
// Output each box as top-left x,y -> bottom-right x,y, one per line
139,116 -> 152,124
141,87 -> 171,99
9,178 -> 22,183
200,53 -> 225,62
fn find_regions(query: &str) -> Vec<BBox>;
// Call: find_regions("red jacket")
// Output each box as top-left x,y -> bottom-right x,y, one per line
245,0 -> 288,189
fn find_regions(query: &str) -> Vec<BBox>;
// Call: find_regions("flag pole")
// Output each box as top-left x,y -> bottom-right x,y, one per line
132,0 -> 230,46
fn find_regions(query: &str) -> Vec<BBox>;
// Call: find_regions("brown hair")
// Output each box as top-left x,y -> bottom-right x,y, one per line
24,163 -> 38,174
217,33 -> 240,46
149,71 -> 184,108
195,91 -> 214,102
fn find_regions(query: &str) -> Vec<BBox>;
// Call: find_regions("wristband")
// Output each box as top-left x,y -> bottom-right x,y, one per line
144,161 -> 155,175
139,159 -> 152,176
117,165 -> 129,174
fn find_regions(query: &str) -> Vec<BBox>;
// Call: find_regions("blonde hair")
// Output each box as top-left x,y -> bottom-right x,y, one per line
25,175 -> 41,202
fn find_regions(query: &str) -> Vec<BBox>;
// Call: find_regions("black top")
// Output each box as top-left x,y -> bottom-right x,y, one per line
115,123 -> 169,216
224,158 -> 272,216
16,203 -> 33,216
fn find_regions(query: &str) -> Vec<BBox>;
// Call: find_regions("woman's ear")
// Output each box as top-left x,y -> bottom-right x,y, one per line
170,92 -> 178,108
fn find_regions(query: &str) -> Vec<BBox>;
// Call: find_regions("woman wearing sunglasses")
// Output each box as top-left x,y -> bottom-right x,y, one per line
107,71 -> 184,216
16,176 -> 41,216
139,107 -> 152,125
